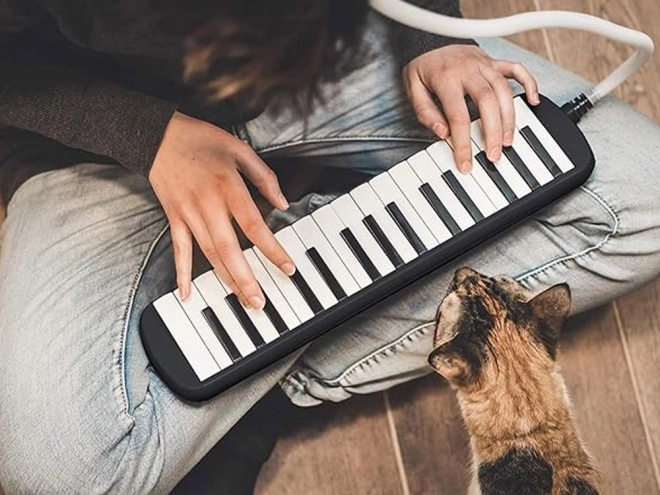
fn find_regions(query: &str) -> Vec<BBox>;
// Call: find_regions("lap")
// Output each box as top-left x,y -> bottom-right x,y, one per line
277,38 -> 660,405
0,164 -> 297,493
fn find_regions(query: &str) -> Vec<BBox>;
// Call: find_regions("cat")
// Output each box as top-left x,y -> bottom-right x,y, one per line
429,267 -> 601,495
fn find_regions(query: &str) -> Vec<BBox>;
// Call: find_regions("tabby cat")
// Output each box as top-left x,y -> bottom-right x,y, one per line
429,267 -> 600,495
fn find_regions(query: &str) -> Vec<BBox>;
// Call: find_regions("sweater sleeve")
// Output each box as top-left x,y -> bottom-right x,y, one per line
0,2 -> 179,177
386,0 -> 477,68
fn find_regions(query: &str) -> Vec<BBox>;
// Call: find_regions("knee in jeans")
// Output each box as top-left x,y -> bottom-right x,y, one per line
0,400 -> 161,493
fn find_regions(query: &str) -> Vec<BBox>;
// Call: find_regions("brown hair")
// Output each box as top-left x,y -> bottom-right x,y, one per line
159,0 -> 370,111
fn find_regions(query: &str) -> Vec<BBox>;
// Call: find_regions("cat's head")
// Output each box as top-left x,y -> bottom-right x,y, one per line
428,267 -> 571,390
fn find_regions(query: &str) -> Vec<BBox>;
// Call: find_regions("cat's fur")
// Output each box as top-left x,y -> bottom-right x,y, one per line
429,267 -> 600,495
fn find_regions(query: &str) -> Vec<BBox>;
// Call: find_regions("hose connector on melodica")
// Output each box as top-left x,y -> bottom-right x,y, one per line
560,93 -> 594,124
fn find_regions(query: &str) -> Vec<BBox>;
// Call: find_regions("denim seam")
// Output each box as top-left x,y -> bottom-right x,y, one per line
255,136 -> 433,155
301,321 -> 435,388
116,222 -> 169,420
516,185 -> 620,282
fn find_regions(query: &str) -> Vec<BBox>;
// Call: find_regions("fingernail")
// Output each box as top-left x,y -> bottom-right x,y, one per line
489,147 -> 501,162
432,122 -> 447,138
179,287 -> 189,300
533,92 -> 540,105
249,295 -> 265,310
503,131 -> 513,147
281,262 -> 296,276
460,161 -> 472,174
278,193 -> 289,210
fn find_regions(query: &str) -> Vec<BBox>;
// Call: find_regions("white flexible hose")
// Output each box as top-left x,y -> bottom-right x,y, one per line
369,0 -> 655,104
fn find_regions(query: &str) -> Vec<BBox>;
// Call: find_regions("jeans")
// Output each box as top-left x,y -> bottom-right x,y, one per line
2,28 -> 660,493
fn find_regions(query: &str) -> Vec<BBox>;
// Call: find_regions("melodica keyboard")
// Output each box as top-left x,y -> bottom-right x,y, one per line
141,95 -> 595,401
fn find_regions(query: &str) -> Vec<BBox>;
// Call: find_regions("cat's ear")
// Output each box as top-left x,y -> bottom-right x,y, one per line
527,284 -> 571,359
428,343 -> 474,386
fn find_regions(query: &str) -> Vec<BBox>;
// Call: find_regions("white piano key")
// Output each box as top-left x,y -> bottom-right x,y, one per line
514,98 -> 575,173
407,150 -> 475,231
369,171 -> 438,250
276,227 -> 337,310
153,293 -> 220,381
244,304 -> 279,344
174,285 -> 233,369
469,121 -> 532,199
468,140 -> 509,210
254,247 -> 315,323
331,195 -> 395,277
511,128 -> 554,186
350,183 -> 418,263
311,205 -> 372,288
244,249 -> 300,330
428,141 -> 498,217
495,157 -> 533,198
212,268 -> 280,345
388,161 -> 452,244
292,216 -> 360,297
193,271 -> 257,357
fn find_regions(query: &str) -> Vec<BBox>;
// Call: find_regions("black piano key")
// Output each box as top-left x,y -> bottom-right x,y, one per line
306,247 -> 347,300
340,228 -> 380,282
520,126 -> 562,177
290,270 -> 324,314
202,307 -> 242,361
419,183 -> 461,236
476,152 -> 517,203
503,146 -> 540,190
263,296 -> 288,334
363,214 -> 404,268
441,171 -> 484,222
225,293 -> 266,348
385,202 -> 426,255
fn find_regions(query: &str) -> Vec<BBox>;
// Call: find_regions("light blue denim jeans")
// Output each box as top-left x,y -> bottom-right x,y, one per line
2,26 -> 660,493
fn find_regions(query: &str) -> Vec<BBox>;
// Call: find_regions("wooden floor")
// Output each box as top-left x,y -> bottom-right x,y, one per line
256,1 -> 660,494
0,1 -> 659,495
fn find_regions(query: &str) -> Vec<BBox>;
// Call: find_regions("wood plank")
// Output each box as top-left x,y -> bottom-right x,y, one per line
387,376 -> 471,494
615,282 -> 660,486
256,395 -> 404,495
558,308 -> 659,494
537,0 -> 660,119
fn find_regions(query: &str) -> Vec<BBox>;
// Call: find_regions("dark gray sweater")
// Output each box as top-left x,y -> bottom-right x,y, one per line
0,0 -> 473,204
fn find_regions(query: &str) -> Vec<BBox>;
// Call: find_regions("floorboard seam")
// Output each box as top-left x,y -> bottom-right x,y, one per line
383,391 -> 411,495
612,300 -> 660,490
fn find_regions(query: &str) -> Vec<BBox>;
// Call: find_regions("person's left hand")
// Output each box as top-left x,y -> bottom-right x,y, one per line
403,44 -> 539,173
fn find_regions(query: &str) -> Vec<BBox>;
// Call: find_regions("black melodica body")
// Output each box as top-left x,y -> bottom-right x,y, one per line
140,95 -> 595,401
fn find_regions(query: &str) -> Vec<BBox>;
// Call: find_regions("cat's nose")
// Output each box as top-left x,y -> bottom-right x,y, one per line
453,267 -> 478,285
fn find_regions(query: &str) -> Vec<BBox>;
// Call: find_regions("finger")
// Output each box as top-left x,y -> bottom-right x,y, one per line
203,209 -> 265,310
406,77 -> 449,139
480,66 -> 515,147
184,208 -> 250,307
170,218 -> 193,300
492,60 -> 539,105
236,144 -> 289,211
465,76 -> 502,163
225,179 -> 296,276
434,82 -> 474,173
210,258 -> 248,308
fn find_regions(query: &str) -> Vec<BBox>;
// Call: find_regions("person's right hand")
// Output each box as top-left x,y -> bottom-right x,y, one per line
149,111 -> 295,309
